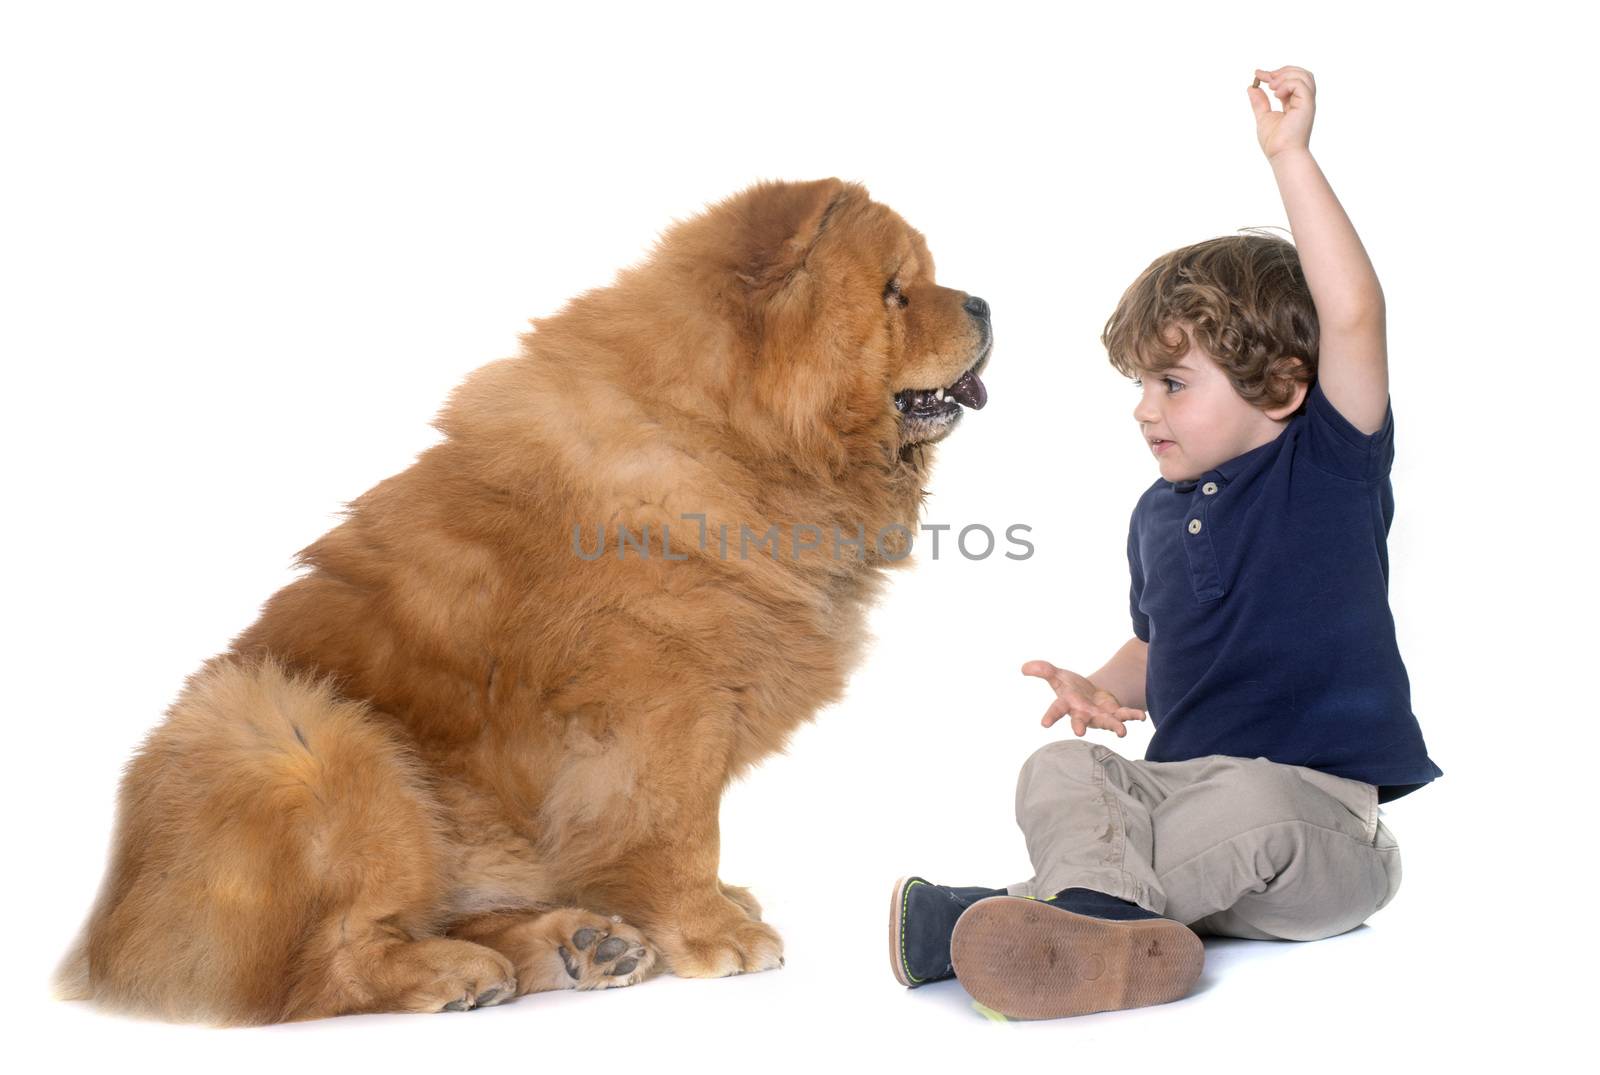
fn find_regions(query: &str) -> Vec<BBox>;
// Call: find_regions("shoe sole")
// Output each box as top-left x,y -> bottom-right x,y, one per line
888,875 -> 922,987
949,896 -> 1203,1019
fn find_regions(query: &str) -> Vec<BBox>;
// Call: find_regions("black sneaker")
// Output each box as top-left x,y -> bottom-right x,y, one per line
949,888 -> 1204,1019
889,876 -> 1008,987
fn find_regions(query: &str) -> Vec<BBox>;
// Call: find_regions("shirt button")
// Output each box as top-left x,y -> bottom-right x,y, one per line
1202,482 -> 1218,495
1187,519 -> 1203,535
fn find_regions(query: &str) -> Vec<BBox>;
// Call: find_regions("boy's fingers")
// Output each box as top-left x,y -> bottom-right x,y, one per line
1095,714 -> 1128,738
1055,697 -> 1094,727
1247,85 -> 1272,117
1026,662 -> 1077,693
1273,81 -> 1312,106
1275,76 -> 1314,106
1079,703 -> 1111,733
1261,65 -> 1315,89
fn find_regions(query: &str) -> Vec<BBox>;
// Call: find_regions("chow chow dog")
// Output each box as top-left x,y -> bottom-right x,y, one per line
55,177 -> 992,1023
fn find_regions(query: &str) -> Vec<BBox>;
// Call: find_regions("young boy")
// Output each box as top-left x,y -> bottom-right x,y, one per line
889,67 -> 1442,1020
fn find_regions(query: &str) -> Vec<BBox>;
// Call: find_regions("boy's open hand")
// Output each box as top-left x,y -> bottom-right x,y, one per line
1249,66 -> 1316,160
1021,660 -> 1147,738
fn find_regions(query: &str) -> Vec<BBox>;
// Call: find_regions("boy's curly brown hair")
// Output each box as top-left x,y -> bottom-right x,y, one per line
1102,231 -> 1318,413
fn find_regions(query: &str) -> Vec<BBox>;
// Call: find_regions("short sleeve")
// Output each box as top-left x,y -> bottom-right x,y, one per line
1128,513 -> 1150,642
1303,380 -> 1395,483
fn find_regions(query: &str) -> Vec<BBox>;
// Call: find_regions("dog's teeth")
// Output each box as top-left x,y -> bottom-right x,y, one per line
935,388 -> 945,401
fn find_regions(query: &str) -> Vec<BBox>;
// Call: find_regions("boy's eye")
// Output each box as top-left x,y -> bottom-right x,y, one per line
1131,376 -> 1184,393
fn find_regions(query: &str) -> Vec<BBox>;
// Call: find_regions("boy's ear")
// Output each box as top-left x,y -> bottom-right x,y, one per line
1263,356 -> 1310,420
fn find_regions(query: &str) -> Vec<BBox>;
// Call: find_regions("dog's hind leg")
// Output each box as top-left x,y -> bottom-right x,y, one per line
61,656 -> 515,1024
447,907 -> 656,994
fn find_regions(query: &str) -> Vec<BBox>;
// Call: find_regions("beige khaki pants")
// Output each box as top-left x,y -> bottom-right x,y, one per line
1006,740 -> 1403,941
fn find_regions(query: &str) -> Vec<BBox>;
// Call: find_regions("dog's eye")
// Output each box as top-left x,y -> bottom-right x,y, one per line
883,279 -> 909,309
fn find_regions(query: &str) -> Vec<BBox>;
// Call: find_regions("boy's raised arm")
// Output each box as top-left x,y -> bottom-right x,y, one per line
1250,66 -> 1389,435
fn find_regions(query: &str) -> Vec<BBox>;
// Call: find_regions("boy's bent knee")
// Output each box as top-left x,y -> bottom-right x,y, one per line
1015,739 -> 1109,789
1013,740 -> 1110,824
1166,816 -> 1394,941
1019,737 -> 1098,770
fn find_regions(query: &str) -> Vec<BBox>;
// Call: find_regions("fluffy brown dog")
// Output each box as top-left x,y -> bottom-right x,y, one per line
55,177 -> 992,1024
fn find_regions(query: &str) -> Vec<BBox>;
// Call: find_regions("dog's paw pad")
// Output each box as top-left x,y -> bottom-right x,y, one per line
552,911 -> 657,991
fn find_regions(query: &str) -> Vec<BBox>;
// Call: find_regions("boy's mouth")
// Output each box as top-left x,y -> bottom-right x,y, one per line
1149,437 -> 1175,456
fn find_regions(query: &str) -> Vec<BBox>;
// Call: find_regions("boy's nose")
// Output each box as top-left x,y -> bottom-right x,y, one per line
1133,392 -> 1159,425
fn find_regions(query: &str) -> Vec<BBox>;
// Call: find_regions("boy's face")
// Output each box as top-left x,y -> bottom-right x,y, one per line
1132,341 -> 1301,483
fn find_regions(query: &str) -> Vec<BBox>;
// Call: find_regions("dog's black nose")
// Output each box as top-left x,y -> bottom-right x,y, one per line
963,295 -> 991,321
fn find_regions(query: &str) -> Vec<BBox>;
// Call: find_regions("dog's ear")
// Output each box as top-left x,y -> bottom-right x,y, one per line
733,177 -> 853,292
725,179 -> 887,475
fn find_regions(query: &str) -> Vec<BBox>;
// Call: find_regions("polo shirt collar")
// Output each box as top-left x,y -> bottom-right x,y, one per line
1168,420 -> 1296,494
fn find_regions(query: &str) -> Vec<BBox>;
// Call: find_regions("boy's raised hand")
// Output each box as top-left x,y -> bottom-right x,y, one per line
1248,66 -> 1316,160
1021,660 -> 1147,738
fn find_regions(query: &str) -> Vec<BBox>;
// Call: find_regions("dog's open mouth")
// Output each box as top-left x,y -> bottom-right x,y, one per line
895,363 -> 988,444
895,366 -> 988,417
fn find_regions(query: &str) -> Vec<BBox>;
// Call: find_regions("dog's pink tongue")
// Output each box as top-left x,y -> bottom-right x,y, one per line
948,369 -> 987,410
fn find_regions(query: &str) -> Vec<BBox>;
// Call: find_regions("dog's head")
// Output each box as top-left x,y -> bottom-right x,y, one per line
679,178 -> 992,477
438,179 -> 991,553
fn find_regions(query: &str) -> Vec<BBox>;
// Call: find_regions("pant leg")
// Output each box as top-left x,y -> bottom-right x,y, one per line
1152,756 -> 1404,941
1006,739 -> 1191,915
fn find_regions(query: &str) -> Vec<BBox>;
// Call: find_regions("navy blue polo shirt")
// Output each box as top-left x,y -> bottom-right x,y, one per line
1128,381 -> 1442,802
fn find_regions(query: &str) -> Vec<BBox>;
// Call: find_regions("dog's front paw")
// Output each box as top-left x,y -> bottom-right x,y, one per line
719,881 -> 764,921
394,939 -> 518,1013
657,904 -> 784,977
551,910 -> 656,990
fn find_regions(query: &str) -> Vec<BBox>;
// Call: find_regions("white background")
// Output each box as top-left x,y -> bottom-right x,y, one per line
4,1 -> 1594,1069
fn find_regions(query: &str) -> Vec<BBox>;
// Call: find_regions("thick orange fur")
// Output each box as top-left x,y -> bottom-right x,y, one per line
55,178 -> 991,1023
